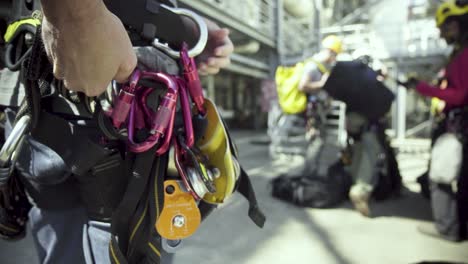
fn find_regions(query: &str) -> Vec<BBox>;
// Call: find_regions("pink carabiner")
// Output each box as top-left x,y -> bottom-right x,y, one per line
108,70 -> 142,128
177,78 -> 194,149
180,43 -> 206,115
127,72 -> 179,154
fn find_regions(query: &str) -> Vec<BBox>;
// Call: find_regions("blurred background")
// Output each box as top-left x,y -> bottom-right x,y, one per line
179,0 -> 446,139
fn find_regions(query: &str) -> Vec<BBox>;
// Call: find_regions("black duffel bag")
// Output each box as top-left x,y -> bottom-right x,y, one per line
271,161 -> 352,208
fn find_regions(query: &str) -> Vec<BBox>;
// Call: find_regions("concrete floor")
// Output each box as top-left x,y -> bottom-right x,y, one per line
1,130 -> 467,264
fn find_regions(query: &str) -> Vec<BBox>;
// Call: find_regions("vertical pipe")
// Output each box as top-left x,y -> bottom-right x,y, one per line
276,0 -> 284,64
397,87 -> 407,140
314,0 -> 322,54
395,64 -> 407,140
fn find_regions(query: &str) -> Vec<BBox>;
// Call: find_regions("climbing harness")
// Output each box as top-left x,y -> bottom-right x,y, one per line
0,2 -> 265,263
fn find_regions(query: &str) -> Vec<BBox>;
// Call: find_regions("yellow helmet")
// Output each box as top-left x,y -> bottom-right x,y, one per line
436,0 -> 468,27
322,35 -> 343,54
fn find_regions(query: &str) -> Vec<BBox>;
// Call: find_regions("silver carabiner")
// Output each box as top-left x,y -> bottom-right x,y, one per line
152,4 -> 208,58
0,115 -> 30,169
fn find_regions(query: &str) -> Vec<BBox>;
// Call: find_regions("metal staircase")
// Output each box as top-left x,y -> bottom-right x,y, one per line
325,101 -> 347,147
179,0 -> 447,133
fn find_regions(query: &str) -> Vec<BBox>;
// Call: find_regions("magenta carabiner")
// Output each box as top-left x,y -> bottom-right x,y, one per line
180,43 -> 206,116
127,71 -> 179,154
127,70 -> 142,93
106,64 -> 200,158
108,69 -> 142,128
177,78 -> 194,149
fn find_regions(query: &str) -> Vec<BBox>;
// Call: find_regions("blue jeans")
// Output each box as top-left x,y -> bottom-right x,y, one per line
4,109 -> 173,264
29,205 -> 174,264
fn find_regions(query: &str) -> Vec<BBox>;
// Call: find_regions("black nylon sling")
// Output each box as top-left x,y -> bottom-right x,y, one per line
109,149 -> 168,264
237,167 -> 266,228
223,120 -> 266,228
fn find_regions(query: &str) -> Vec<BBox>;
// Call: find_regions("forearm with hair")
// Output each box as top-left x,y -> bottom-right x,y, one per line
40,0 -> 105,24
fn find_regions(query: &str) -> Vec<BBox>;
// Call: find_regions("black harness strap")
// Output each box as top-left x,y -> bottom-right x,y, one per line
128,153 -> 167,264
237,167 -> 266,228
143,154 -> 166,262
109,148 -> 167,264
16,26 -> 52,130
223,120 -> 266,228
110,150 -> 153,261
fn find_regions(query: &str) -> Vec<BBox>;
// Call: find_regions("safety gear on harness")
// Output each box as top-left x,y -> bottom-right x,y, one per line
101,38 -> 264,243
322,35 -> 343,54
2,3 -> 265,264
102,36 -> 265,260
275,59 -> 328,114
3,11 -> 41,71
194,98 -> 240,204
0,11 -> 42,240
436,0 -> 468,27
0,114 -> 31,240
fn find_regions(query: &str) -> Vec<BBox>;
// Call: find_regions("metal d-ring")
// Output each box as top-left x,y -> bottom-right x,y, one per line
152,4 -> 208,58
0,115 -> 30,170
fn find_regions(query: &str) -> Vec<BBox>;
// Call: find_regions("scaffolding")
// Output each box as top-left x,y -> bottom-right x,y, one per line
177,0 -> 448,133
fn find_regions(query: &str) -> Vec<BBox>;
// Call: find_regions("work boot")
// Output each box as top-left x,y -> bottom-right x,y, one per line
417,223 -> 461,242
349,185 -> 371,217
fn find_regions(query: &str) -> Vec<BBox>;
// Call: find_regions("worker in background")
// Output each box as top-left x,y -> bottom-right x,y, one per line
400,0 -> 468,242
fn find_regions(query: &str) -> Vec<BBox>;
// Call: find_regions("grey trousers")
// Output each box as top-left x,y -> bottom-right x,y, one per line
430,151 -> 468,240
430,183 -> 460,239
348,130 -> 384,192
429,119 -> 468,240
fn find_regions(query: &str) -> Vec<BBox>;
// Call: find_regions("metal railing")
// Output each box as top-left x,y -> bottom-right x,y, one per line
179,0 -> 277,47
181,0 -> 319,65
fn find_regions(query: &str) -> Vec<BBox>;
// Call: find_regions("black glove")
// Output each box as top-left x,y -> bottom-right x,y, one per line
397,77 -> 419,89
